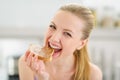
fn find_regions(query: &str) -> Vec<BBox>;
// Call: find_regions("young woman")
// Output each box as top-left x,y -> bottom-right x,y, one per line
18,3 -> 102,80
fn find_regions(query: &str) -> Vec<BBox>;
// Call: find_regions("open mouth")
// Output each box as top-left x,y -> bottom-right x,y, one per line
48,42 -> 62,57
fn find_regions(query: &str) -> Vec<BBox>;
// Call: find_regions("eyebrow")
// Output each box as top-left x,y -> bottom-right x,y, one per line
51,21 -> 56,26
63,29 -> 74,34
51,21 -> 74,34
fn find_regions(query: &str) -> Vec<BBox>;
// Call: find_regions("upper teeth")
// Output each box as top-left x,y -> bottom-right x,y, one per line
49,43 -> 61,49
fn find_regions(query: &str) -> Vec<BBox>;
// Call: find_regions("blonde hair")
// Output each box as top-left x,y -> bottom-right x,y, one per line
59,3 -> 95,80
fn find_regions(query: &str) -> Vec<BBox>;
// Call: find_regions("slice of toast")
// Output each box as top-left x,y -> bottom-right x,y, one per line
29,44 -> 54,61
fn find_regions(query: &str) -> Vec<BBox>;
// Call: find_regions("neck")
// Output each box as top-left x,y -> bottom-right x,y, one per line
45,55 -> 76,73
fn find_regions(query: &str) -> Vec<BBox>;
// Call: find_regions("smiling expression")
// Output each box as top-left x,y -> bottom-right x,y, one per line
44,10 -> 85,60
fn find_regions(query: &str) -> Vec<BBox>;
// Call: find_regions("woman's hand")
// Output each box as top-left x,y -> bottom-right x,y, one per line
24,50 -> 49,80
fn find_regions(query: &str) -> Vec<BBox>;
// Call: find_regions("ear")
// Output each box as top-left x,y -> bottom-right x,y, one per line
76,39 -> 88,50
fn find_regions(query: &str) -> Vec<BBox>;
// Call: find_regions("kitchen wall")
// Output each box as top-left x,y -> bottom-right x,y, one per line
88,29 -> 120,80
0,0 -> 120,80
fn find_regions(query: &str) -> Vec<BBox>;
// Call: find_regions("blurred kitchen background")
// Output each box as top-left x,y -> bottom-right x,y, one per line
0,0 -> 120,80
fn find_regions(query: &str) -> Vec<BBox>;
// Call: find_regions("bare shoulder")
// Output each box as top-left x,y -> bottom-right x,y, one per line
89,63 -> 103,80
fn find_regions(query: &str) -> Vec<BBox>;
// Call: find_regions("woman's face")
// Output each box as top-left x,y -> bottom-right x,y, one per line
44,11 -> 85,59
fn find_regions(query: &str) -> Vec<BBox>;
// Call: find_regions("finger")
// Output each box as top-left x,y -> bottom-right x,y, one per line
25,50 -> 30,61
38,60 -> 45,70
26,52 -> 34,66
34,60 -> 45,74
34,55 -> 39,70
30,54 -> 38,70
34,55 -> 38,61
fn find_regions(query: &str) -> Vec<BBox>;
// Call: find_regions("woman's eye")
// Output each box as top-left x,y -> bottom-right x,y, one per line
49,25 -> 56,30
64,32 -> 72,37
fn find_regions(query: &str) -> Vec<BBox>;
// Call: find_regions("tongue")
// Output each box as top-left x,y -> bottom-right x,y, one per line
52,49 -> 61,57
54,49 -> 61,53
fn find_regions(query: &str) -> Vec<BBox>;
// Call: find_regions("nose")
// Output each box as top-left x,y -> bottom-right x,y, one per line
49,31 -> 61,44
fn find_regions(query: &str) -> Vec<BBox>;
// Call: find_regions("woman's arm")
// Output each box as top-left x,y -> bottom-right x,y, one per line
18,55 -> 34,80
90,63 -> 103,80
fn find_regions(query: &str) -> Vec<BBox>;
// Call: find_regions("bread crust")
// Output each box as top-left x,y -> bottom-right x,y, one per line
29,44 -> 54,61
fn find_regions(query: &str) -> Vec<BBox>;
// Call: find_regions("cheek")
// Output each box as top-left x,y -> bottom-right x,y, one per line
62,40 -> 78,53
45,29 -> 51,36
44,30 -> 52,45
45,28 -> 54,37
